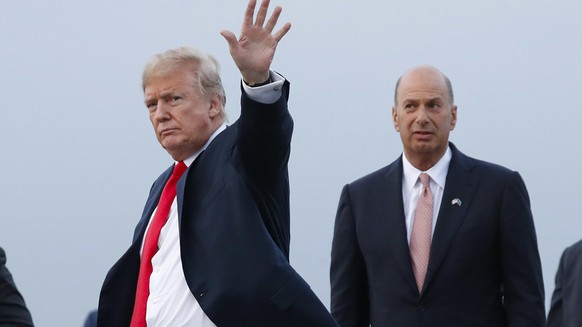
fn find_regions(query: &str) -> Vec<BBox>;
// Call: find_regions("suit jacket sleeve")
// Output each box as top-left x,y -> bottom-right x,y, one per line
330,184 -> 370,327
0,248 -> 33,327
236,80 -> 293,257
237,80 -> 292,187
547,248 -> 566,327
499,172 -> 546,326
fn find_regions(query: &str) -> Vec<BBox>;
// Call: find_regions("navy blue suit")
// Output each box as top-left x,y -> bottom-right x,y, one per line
0,247 -> 33,327
83,310 -> 97,327
98,81 -> 337,327
330,143 -> 545,327
547,239 -> 582,327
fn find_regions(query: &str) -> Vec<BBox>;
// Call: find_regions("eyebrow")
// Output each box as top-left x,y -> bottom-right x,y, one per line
144,88 -> 182,102
403,96 -> 444,103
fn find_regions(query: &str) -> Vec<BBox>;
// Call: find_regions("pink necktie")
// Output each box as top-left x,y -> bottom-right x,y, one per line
410,172 -> 433,292
130,161 -> 188,327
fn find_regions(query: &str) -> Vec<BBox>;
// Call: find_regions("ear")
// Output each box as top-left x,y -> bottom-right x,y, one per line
450,105 -> 457,130
208,94 -> 222,119
392,106 -> 399,131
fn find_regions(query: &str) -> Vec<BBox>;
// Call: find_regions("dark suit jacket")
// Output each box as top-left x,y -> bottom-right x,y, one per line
83,310 -> 97,327
0,247 -> 33,327
547,239 -> 582,327
98,81 -> 337,327
330,143 -> 545,327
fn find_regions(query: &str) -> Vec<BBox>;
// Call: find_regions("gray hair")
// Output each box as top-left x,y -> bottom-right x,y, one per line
142,47 -> 227,119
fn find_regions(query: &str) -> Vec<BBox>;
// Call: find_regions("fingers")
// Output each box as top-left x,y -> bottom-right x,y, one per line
254,0 -> 270,27
242,0 -> 257,29
240,0 -> 291,40
273,22 -> 292,42
264,5 -> 282,32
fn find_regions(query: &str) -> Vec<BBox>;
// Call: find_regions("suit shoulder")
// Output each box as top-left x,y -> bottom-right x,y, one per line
452,151 -> 535,204
559,239 -> 582,276
152,164 -> 175,185
473,158 -> 516,174
451,144 -> 519,178
345,160 -> 399,192
564,239 -> 582,257
461,152 -> 520,179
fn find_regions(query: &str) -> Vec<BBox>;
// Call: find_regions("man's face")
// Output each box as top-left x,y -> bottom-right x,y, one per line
392,67 -> 457,169
144,67 -> 221,161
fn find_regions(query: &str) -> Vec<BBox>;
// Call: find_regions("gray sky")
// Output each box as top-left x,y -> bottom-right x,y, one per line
1,0 -> 581,325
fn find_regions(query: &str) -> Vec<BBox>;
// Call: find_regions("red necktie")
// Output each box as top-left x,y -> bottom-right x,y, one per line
410,172 -> 433,293
130,161 -> 188,327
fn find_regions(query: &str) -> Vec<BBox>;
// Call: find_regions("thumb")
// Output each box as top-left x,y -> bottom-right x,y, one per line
220,30 -> 238,50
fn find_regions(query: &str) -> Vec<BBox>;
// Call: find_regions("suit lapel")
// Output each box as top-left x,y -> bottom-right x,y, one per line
176,145 -> 226,228
176,166 -> 189,226
133,165 -> 173,244
378,158 -> 418,293
424,145 -> 478,290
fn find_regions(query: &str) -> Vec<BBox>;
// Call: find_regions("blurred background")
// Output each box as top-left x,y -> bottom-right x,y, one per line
1,0 -> 581,325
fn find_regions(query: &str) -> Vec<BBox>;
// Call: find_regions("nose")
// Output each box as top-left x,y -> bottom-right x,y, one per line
153,101 -> 170,121
415,106 -> 430,125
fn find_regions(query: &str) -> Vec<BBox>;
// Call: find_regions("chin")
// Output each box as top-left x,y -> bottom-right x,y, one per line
161,143 -> 180,156
412,143 -> 434,152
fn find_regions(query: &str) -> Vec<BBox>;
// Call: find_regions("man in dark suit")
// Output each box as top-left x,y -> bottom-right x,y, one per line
97,0 -> 337,326
0,247 -> 34,327
547,239 -> 582,326
330,65 -> 545,326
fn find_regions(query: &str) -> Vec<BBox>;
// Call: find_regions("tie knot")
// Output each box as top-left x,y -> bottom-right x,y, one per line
419,173 -> 430,188
173,161 -> 188,179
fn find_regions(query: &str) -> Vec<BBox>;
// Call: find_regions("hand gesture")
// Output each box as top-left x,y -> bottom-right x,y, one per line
220,0 -> 291,84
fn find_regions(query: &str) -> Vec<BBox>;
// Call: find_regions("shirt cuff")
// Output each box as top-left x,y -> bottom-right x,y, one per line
242,71 -> 285,104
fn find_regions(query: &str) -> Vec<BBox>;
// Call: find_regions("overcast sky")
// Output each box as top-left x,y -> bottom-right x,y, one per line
2,0 -> 582,325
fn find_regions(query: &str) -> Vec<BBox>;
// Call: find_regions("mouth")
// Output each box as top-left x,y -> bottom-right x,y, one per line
413,131 -> 434,139
159,127 -> 177,137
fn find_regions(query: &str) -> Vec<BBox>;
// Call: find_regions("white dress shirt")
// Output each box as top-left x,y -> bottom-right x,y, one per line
143,71 -> 285,326
401,146 -> 452,244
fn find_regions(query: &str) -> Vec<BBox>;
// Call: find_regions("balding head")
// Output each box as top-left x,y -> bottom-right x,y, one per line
394,65 -> 454,106
391,65 -> 457,171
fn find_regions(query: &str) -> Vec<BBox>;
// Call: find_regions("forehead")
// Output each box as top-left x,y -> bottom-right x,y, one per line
144,69 -> 197,98
397,69 -> 449,102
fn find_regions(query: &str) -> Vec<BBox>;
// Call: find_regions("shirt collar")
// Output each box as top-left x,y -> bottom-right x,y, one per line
181,123 -> 227,167
402,145 -> 452,193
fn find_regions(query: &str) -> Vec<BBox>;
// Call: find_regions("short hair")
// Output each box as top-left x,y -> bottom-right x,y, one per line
142,47 -> 227,119
393,67 -> 454,105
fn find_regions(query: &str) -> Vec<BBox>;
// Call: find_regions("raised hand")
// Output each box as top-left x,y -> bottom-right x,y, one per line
220,0 -> 291,85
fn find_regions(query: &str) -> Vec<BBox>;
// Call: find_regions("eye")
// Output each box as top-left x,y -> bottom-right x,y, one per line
428,101 -> 440,109
169,95 -> 183,104
146,102 -> 157,112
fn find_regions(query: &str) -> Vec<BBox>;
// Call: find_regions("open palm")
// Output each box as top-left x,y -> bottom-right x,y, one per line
221,0 -> 291,84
